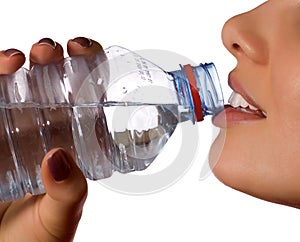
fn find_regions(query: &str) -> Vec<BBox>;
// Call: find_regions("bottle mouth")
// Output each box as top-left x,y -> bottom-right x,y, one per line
183,63 -> 224,122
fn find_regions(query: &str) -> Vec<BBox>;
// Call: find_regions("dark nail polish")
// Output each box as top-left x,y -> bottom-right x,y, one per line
72,37 -> 93,48
3,48 -> 23,57
38,37 -> 57,49
47,149 -> 72,182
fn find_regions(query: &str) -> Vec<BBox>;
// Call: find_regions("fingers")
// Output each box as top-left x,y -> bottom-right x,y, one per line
29,38 -> 64,69
0,37 -> 104,76
38,148 -> 88,240
67,37 -> 104,57
29,37 -> 105,69
0,49 -> 25,75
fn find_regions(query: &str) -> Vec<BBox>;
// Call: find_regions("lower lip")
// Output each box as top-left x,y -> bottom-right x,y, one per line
212,105 -> 265,128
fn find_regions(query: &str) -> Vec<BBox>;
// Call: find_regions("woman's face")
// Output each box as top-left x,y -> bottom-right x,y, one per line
210,0 -> 300,207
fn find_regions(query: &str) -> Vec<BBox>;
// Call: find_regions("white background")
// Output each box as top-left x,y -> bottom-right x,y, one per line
1,0 -> 300,241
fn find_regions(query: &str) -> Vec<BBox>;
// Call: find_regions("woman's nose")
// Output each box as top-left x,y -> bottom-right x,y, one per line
221,6 -> 269,65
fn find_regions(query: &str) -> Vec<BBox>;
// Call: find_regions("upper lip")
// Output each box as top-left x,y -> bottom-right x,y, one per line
228,72 -> 266,115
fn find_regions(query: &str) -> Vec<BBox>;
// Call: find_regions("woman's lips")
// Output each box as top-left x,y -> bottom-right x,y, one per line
213,72 -> 267,128
212,105 -> 266,128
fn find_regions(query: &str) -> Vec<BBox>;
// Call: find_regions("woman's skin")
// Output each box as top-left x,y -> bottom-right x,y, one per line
211,0 -> 300,209
0,37 -> 103,242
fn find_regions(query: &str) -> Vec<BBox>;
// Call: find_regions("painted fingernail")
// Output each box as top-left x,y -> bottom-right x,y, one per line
3,48 -> 24,57
72,37 -> 93,48
47,148 -> 72,182
38,37 -> 57,49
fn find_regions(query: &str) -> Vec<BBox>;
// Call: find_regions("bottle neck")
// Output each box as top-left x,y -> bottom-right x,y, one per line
170,63 -> 224,122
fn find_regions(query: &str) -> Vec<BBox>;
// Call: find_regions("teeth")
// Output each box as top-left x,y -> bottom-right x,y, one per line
228,92 -> 258,111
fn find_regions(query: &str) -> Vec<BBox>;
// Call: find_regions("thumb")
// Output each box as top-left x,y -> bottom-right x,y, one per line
39,148 -> 88,241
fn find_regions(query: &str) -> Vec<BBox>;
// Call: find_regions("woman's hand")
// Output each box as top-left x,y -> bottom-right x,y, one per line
0,37 -> 103,242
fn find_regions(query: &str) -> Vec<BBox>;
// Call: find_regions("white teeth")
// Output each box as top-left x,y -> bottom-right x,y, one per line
249,104 -> 258,111
228,92 -> 259,111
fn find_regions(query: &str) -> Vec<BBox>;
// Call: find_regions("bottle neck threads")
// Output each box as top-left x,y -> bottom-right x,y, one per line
182,63 -> 224,122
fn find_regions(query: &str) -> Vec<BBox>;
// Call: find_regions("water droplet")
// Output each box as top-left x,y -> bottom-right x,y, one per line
97,77 -> 103,85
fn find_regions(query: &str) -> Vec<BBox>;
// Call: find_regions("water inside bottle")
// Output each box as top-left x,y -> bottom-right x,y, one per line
0,104 -> 46,201
99,102 -> 184,173
0,108 -> 25,201
39,106 -> 76,158
0,101 -> 185,201
71,101 -> 188,178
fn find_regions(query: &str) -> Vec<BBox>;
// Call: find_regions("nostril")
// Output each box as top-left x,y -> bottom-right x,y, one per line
232,43 -> 241,51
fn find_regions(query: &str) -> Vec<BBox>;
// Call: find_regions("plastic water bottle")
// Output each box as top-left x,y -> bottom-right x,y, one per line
0,45 -> 223,202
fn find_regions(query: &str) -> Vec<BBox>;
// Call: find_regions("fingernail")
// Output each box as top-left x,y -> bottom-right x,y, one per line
72,37 -> 93,48
38,37 -> 57,49
47,149 -> 72,182
3,48 -> 23,57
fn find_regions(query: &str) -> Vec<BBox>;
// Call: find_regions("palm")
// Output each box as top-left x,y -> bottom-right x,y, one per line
0,195 -> 48,241
0,194 -> 70,242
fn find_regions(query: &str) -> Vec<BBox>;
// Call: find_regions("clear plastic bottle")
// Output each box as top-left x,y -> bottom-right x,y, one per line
0,46 -> 223,202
